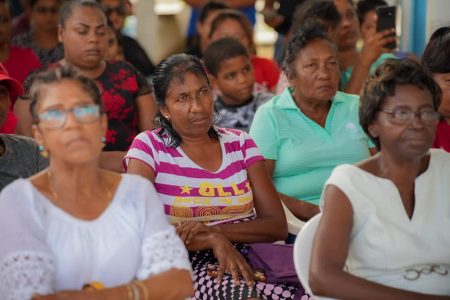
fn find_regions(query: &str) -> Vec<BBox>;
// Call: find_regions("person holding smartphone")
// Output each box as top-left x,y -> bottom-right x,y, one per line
356,0 -> 418,61
333,0 -> 396,94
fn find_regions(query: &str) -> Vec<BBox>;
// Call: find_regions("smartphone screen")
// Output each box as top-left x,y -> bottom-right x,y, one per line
376,6 -> 396,49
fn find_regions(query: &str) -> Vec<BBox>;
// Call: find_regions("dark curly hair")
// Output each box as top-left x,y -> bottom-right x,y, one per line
152,53 -> 219,147
59,0 -> 105,27
283,21 -> 337,78
208,9 -> 255,54
359,59 -> 441,149
422,26 -> 450,74
203,37 -> 249,76
290,0 -> 341,36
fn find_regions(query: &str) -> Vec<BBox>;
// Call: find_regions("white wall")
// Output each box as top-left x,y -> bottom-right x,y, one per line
134,0 -> 190,65
426,0 -> 450,40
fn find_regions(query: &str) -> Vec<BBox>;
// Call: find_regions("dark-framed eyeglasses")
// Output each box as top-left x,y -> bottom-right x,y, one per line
378,108 -> 440,125
38,104 -> 101,130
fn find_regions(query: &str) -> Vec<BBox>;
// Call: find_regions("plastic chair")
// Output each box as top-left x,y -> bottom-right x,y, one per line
293,213 -> 322,297
282,202 -> 306,236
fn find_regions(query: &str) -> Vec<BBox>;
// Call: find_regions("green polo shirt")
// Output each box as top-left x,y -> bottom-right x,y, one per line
250,89 -> 372,205
340,53 -> 396,90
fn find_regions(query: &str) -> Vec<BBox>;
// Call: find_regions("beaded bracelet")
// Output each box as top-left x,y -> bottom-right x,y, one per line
130,282 -> 140,300
126,284 -> 134,300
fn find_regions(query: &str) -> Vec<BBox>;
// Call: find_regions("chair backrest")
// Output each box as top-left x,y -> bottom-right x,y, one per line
293,213 -> 322,296
281,202 -> 305,235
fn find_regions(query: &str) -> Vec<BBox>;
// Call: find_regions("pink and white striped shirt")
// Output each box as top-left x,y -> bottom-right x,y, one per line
124,127 -> 264,224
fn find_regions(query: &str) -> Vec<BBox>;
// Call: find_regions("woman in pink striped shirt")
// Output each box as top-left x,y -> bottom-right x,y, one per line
125,54 -> 307,299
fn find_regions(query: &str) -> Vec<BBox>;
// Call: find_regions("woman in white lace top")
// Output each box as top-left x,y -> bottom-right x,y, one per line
0,65 -> 193,300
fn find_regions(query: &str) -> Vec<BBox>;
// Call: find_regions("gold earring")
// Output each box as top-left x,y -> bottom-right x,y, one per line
38,145 -> 49,158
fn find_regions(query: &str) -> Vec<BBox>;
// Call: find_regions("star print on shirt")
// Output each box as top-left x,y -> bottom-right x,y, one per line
180,186 -> 193,195
245,181 -> 251,191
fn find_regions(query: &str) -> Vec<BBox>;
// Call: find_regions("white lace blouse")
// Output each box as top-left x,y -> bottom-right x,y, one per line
0,174 -> 191,300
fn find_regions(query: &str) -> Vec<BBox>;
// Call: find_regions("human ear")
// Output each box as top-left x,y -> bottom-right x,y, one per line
286,69 -> 296,87
58,25 -> 64,43
32,124 -> 45,148
208,74 -> 219,90
368,123 -> 379,138
159,106 -> 170,120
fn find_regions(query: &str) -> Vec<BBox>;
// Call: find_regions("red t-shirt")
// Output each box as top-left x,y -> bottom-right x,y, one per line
0,46 -> 41,134
3,46 -> 41,85
251,56 -> 280,92
432,120 -> 450,152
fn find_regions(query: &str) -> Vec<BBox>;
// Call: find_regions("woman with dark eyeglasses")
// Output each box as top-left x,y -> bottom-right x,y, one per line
11,0 -> 64,65
310,59 -> 450,298
0,65 -> 194,300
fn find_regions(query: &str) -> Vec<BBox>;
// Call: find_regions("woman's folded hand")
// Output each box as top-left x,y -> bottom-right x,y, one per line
211,234 -> 255,287
176,221 -> 217,244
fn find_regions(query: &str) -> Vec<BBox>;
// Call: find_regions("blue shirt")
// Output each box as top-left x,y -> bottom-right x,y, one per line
340,53 -> 396,90
187,7 -> 256,37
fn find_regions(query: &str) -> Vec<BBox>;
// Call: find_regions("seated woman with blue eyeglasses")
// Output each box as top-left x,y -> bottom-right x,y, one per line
0,65 -> 193,300
310,59 -> 450,298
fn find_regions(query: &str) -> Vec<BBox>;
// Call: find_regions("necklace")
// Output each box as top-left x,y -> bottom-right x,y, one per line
47,170 -> 60,201
47,170 -> 113,205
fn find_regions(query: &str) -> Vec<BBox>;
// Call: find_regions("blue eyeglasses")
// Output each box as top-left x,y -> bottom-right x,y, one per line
38,104 -> 101,129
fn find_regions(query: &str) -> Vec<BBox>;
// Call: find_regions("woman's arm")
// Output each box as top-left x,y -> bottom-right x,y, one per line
136,93 -> 157,131
33,269 -> 193,300
310,184 -> 449,300
126,158 -> 263,286
278,192 -> 320,222
264,159 -> 320,221
181,231 -> 255,285
344,29 -> 396,94
128,158 -> 287,243
99,151 -> 126,173
211,160 -> 288,243
126,158 -> 155,181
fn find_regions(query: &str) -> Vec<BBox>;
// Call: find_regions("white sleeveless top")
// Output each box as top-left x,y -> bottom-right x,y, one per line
0,174 -> 191,300
322,149 -> 450,295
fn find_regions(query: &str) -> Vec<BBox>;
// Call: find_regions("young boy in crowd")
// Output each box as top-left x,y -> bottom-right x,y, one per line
0,64 -> 47,190
203,37 -> 273,132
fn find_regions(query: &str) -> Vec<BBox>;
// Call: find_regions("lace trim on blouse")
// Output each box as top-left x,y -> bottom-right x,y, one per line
0,251 -> 55,300
137,227 -> 192,280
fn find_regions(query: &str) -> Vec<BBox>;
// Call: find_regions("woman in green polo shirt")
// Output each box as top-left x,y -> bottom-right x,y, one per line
250,23 -> 376,222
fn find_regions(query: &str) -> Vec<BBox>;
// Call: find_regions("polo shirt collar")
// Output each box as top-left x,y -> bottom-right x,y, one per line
278,87 -> 345,110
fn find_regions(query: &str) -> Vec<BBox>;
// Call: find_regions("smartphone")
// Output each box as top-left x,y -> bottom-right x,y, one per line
376,6 -> 397,49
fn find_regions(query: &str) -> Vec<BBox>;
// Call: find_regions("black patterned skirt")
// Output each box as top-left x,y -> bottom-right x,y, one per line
190,243 -> 309,300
